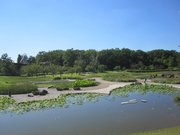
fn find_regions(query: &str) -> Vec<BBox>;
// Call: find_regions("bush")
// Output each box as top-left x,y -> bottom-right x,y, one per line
53,74 -> 83,80
57,87 -> 69,91
73,87 -> 81,90
73,80 -> 97,88
0,83 -> 38,95
53,77 -> 61,80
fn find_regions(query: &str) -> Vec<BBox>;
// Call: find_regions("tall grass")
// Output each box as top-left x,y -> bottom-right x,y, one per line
102,72 -> 136,82
0,83 -> 38,95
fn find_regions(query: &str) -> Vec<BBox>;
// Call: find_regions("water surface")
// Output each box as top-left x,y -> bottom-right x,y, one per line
1,92 -> 180,135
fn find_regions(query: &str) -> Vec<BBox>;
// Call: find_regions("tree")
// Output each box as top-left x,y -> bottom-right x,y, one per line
0,53 -> 18,76
17,54 -> 22,64
28,56 -> 36,64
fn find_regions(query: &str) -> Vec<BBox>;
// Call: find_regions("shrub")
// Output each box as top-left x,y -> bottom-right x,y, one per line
57,87 -> 69,91
73,79 -> 97,88
53,77 -> 61,80
48,85 -> 54,89
53,74 -> 83,80
73,87 -> 81,90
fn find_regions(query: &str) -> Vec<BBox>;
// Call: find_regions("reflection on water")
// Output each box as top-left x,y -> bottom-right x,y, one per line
0,92 -> 180,135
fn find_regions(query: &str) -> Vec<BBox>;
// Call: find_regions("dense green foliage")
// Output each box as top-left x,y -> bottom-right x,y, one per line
130,126 -> 180,135
0,48 -> 179,76
73,79 -> 97,87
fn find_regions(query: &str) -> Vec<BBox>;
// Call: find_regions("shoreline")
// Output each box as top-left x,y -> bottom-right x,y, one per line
1,78 -> 180,103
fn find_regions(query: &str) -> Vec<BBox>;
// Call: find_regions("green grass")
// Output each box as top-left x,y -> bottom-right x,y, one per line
152,78 -> 180,84
102,71 -> 137,82
55,81 -> 74,89
37,79 -> 98,90
0,83 -> 38,95
54,73 -> 84,80
0,71 -> 179,94
130,126 -> 180,135
98,71 -> 180,84
35,80 -> 74,88
0,76 -> 52,94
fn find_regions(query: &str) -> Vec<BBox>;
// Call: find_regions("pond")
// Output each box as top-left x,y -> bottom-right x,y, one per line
0,89 -> 180,135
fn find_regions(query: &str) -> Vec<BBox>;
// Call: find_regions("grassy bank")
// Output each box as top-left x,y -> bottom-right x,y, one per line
130,126 -> 180,135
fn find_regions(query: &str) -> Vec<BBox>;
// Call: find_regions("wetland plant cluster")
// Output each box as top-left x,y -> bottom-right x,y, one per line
0,93 -> 101,114
111,84 -> 178,97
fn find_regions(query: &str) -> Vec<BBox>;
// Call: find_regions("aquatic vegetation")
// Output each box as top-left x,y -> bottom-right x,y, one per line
13,95 -> 68,113
130,125 -> 180,135
174,94 -> 180,105
70,93 -> 101,105
0,96 -> 15,111
0,93 -> 101,114
111,84 -> 178,97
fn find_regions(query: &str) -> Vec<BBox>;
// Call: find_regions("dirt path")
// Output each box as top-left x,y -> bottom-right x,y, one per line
10,78 -> 132,103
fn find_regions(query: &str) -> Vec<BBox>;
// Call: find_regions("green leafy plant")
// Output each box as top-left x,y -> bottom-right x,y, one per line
0,93 -> 101,114
0,96 -> 15,110
73,79 -> 97,88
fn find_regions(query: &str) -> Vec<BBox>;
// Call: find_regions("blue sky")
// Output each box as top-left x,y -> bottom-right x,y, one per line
0,0 -> 180,61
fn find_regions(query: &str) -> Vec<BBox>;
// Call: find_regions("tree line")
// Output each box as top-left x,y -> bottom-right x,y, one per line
0,48 -> 179,76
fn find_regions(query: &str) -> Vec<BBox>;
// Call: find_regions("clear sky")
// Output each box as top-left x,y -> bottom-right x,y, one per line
0,0 -> 180,61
